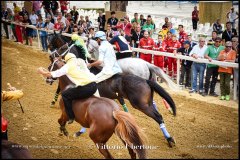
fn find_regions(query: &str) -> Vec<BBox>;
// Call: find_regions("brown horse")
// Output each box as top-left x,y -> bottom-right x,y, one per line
1,140 -> 32,159
47,56 -> 147,159
47,33 -> 177,148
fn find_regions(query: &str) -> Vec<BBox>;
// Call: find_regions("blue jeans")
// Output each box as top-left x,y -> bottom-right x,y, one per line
191,62 -> 206,91
32,24 -> 37,37
40,35 -> 48,51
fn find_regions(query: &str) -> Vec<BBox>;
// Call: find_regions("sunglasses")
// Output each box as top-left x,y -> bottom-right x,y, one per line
226,46 -> 232,48
215,41 -> 221,42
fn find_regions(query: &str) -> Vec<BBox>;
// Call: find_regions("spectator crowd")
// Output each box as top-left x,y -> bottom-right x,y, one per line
1,1 -> 239,100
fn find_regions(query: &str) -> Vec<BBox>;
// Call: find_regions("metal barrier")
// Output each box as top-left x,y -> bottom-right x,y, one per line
2,19 -> 239,100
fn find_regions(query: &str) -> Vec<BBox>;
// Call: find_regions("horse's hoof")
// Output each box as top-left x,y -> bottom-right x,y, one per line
167,137 -> 176,148
63,131 -> 69,137
58,132 -> 63,136
168,109 -> 173,115
73,131 -> 84,138
50,102 -> 55,108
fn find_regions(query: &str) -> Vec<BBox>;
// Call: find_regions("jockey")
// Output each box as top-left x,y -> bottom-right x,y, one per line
109,31 -> 133,60
87,31 -> 122,83
37,53 -> 97,124
71,34 -> 91,59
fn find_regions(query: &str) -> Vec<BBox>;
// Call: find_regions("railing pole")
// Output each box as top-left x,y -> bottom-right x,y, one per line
37,29 -> 40,49
233,71 -> 237,100
177,58 -> 180,86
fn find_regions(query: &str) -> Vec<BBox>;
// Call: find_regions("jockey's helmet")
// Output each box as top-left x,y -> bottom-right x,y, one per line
94,31 -> 106,40
71,34 -> 79,41
64,53 -> 76,61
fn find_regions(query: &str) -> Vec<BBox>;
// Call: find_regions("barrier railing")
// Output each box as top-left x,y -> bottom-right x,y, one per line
2,19 -> 239,100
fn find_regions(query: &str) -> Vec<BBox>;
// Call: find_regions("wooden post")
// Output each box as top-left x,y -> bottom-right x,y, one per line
199,2 -> 232,25
110,1 -> 128,12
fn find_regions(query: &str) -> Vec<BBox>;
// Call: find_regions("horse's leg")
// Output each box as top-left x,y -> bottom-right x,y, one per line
118,97 -> 129,112
152,100 -> 158,111
89,126 -> 114,159
51,83 -> 61,107
58,99 -> 69,136
94,142 -> 114,159
120,138 -> 136,159
58,113 -> 69,136
131,101 -> 175,147
73,127 -> 86,137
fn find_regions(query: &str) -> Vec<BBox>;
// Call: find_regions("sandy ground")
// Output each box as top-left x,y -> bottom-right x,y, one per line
1,38 -> 239,159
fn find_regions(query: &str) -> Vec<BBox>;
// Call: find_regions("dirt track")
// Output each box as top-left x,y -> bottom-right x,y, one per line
1,39 -> 239,159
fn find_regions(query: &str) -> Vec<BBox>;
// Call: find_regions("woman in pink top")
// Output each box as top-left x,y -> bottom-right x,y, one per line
32,0 -> 42,15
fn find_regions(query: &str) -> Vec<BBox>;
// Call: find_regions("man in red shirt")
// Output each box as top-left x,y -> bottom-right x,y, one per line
178,24 -> 188,47
54,16 -> 62,30
162,31 -> 172,73
192,6 -> 199,31
165,34 -> 181,78
116,16 -> 132,36
139,30 -> 154,63
153,35 -> 166,69
59,1 -> 69,16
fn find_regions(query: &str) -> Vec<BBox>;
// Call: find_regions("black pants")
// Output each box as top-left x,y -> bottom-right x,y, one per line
1,130 -> 8,140
192,19 -> 198,30
3,22 -> 9,39
204,67 -> 219,94
116,52 -> 132,60
61,82 -> 97,119
179,65 -> 191,87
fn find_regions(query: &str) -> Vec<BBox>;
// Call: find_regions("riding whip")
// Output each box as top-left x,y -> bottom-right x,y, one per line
7,83 -> 24,113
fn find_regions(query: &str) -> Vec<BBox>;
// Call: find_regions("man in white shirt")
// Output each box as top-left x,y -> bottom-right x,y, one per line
189,37 -> 208,94
45,15 -> 54,30
87,31 -> 122,83
29,10 -> 38,37
226,7 -> 239,29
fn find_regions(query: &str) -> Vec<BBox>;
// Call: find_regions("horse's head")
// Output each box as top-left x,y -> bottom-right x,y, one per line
46,53 -> 65,85
47,30 -> 69,52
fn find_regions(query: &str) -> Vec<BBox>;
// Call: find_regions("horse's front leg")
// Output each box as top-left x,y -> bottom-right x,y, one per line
51,84 -> 61,107
58,113 -> 69,136
58,99 -> 69,136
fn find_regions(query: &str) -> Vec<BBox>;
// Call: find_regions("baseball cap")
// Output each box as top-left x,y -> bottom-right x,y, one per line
183,40 -> 191,45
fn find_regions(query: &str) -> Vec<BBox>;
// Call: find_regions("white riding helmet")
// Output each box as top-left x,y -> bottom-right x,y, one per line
64,53 -> 76,61
94,31 -> 106,40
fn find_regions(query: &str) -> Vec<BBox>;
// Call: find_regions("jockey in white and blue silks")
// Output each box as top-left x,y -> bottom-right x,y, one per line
87,31 -> 122,83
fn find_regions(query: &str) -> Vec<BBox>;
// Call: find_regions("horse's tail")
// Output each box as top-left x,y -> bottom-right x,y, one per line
147,80 -> 176,116
113,110 -> 147,159
146,62 -> 179,91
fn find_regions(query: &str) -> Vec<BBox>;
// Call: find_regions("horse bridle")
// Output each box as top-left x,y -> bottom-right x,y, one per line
46,57 -> 66,85
50,43 -> 76,58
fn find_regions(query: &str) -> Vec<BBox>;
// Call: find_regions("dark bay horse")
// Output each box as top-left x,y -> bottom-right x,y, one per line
47,55 -> 147,159
1,140 -> 32,159
47,33 -> 176,147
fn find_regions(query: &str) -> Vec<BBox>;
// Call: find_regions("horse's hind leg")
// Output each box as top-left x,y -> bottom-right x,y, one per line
119,138 -> 136,159
118,97 -> 129,112
133,103 -> 175,147
94,142 -> 114,159
89,127 -> 114,158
